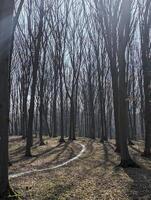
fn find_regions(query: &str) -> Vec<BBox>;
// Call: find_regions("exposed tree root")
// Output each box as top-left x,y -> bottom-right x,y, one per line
25,152 -> 32,158
68,138 -> 76,142
0,185 -> 19,200
128,140 -> 135,146
118,159 -> 140,168
59,138 -> 65,143
141,151 -> 151,158
100,139 -> 104,144
39,141 -> 45,146
114,147 -> 120,154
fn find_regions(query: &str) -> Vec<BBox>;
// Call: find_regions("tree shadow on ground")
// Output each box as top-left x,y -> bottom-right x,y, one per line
79,139 -> 95,160
43,184 -> 72,200
75,140 -> 117,179
129,145 -> 143,154
10,142 -> 64,164
9,140 -> 78,174
124,167 -> 151,199
53,142 -> 75,161
10,145 -> 25,156
102,142 -> 118,167
9,136 -> 23,143
38,141 -> 76,168
29,142 -> 65,162
107,141 -> 117,152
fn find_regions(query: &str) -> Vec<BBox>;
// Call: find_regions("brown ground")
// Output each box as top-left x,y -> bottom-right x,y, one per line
9,137 -> 81,175
8,137 -> 151,200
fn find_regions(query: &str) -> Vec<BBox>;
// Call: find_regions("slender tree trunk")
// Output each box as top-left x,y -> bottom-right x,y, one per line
69,97 -> 75,140
39,103 -> 45,145
26,79 -> 37,156
59,70 -> 65,143
39,60 -> 45,145
88,68 -> 95,139
26,0 -> 44,156
22,93 -> 28,139
53,71 -> 58,137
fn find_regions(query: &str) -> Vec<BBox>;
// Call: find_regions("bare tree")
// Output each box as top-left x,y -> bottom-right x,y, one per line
26,0 -> 45,156
139,0 -> 151,156
0,0 -> 14,197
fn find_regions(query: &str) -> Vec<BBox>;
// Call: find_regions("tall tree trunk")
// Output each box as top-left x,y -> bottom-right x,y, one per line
39,100 -> 45,146
139,72 -> 145,139
39,58 -> 45,146
141,0 -> 151,156
0,0 -> 14,196
119,58 -> 135,167
22,92 -> 28,139
59,70 -> 65,143
111,66 -> 120,152
132,66 -> 137,140
69,97 -> 75,140
143,70 -> 151,156
26,76 -> 37,156
26,0 -> 44,156
53,76 -> 58,137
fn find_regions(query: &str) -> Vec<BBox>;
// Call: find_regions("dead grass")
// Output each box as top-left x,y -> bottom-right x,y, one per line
8,137 -> 151,200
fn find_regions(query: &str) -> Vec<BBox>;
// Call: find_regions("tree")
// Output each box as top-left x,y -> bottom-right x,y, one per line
95,0 -> 138,167
0,0 -> 14,197
139,0 -> 151,156
38,31 -> 48,145
95,0 -> 121,151
117,0 -> 137,167
26,0 -> 45,156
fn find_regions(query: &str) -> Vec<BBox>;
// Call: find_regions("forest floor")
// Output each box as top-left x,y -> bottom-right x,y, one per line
8,137 -> 151,200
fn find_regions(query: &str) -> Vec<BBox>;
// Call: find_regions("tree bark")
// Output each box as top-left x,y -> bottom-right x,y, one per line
0,0 -> 14,196
26,0 -> 44,156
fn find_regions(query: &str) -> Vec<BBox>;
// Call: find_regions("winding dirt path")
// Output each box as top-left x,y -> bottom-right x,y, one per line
9,142 -> 86,179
